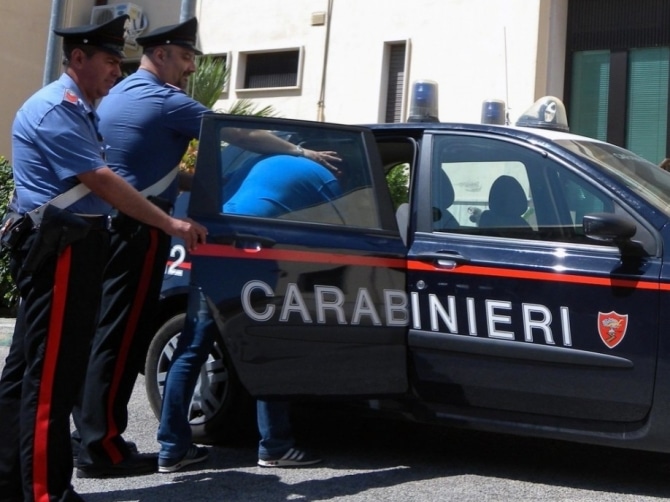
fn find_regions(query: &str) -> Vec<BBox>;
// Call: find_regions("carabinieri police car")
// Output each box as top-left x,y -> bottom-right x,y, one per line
145,97 -> 670,454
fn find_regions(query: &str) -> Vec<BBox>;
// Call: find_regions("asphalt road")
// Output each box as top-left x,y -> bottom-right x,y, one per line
2,321 -> 670,501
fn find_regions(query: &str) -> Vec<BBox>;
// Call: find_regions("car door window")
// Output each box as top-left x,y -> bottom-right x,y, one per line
430,135 -> 641,246
218,124 -> 380,229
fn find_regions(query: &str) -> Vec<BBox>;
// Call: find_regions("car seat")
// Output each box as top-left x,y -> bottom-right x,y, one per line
432,170 -> 459,231
478,175 -> 530,228
396,203 -> 410,245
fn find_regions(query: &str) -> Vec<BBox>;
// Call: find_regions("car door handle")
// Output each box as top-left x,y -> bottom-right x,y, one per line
208,234 -> 276,249
415,251 -> 470,269
232,234 -> 276,250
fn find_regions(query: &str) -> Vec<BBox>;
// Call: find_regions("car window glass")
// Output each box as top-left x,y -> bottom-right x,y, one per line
557,139 -> 670,216
217,124 -> 381,229
430,135 -> 633,246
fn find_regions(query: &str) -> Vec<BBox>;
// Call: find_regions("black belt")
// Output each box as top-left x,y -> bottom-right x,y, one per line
76,214 -> 113,230
111,196 -> 173,233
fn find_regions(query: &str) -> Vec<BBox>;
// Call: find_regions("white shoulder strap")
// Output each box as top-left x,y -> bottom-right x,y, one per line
27,183 -> 91,225
25,165 -> 180,226
141,166 -> 180,198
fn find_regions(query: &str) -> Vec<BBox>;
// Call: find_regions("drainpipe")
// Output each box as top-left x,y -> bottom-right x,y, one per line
43,0 -> 67,86
316,0 -> 333,122
180,0 -> 197,21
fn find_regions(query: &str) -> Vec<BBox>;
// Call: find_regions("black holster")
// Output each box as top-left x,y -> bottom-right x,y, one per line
22,206 -> 95,273
112,196 -> 173,235
0,211 -> 33,253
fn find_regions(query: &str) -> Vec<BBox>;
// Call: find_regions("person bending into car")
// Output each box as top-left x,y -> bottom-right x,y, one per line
71,17 -> 339,477
158,152 -> 342,471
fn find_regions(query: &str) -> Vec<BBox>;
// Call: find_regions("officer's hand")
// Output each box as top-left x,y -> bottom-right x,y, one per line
303,149 -> 342,176
167,217 -> 208,251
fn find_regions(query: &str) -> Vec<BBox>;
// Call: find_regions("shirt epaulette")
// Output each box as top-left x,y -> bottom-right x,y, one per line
63,89 -> 80,105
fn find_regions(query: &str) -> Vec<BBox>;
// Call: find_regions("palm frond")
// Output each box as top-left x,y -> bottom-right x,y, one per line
188,55 -> 230,109
220,99 -> 280,117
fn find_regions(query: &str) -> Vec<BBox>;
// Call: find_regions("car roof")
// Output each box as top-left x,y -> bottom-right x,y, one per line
362,121 -> 605,146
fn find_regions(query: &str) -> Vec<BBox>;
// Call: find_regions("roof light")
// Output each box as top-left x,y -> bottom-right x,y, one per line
515,96 -> 569,132
407,80 -> 439,123
481,99 -> 506,125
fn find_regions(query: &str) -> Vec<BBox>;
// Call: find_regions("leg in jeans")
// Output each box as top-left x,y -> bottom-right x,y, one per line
157,288 -> 217,462
257,400 -> 294,460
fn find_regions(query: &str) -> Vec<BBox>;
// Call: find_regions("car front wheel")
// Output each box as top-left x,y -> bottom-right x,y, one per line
144,313 -> 255,445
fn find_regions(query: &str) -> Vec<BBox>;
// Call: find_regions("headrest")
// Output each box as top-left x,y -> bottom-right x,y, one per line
488,175 -> 528,216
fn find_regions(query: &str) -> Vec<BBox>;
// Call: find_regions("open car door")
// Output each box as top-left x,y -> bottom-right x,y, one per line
187,115 -> 409,398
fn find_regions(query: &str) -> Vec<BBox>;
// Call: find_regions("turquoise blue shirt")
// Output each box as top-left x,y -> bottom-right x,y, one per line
224,155 -> 342,217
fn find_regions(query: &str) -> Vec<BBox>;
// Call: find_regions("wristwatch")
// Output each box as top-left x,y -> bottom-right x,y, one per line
295,145 -> 305,157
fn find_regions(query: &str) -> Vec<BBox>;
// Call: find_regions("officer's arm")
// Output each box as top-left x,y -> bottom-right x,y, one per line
77,167 -> 207,250
221,128 -> 342,174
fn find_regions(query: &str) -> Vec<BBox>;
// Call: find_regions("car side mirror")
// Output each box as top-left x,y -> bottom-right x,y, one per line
583,212 -> 635,241
583,212 -> 645,255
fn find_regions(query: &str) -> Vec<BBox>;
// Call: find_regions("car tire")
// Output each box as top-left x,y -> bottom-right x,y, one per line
144,313 -> 256,445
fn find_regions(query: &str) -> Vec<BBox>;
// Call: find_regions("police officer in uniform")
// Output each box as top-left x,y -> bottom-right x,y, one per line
0,16 -> 207,501
70,16 -> 208,479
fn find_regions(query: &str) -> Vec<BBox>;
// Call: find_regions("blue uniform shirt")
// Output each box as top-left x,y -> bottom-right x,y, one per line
12,73 -> 112,214
97,69 -> 209,204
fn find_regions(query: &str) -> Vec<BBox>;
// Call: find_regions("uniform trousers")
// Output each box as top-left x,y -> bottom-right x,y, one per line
73,212 -> 170,467
0,208 -> 110,502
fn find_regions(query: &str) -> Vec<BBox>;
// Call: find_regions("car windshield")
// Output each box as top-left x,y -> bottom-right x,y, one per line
557,139 -> 670,216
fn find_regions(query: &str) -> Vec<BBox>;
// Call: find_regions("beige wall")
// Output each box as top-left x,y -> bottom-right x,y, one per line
0,2 -> 51,161
0,0 -> 183,163
198,0 -> 568,125
0,0 -> 569,162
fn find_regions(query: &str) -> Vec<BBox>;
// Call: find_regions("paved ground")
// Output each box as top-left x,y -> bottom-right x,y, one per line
2,317 -> 670,500
0,317 -> 14,346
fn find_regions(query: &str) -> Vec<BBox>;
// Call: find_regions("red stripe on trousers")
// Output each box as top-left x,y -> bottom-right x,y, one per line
33,246 -> 72,502
102,228 -> 159,463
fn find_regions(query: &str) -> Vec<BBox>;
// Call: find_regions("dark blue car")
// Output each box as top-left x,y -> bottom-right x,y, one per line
144,108 -> 670,455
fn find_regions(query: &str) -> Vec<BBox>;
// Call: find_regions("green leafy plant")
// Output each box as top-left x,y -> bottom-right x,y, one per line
222,99 -> 279,118
180,56 -> 279,173
187,54 -> 230,109
386,163 -> 410,210
0,156 -> 18,314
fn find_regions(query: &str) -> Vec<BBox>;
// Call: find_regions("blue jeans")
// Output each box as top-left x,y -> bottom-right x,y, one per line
157,289 -> 294,461
257,400 -> 293,459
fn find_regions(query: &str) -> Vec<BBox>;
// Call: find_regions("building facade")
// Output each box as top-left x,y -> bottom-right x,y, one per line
1,0 -> 669,166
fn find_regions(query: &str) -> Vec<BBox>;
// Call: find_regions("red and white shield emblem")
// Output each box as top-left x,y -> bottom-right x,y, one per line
597,311 -> 628,349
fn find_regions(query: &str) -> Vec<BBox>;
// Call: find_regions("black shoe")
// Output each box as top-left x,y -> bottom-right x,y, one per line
72,436 -> 139,460
76,453 -> 157,479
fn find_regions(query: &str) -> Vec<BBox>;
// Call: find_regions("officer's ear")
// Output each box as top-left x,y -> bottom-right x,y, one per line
63,45 -> 90,67
154,46 -> 169,64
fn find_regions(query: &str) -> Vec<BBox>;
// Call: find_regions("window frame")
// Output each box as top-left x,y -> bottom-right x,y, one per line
423,132 -> 656,250
234,47 -> 304,93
